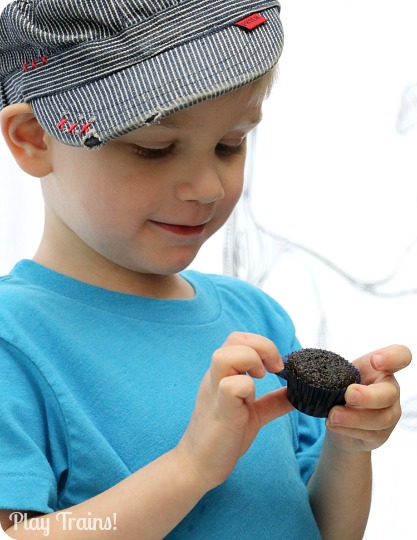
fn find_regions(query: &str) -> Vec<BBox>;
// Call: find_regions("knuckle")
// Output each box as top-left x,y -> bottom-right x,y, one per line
211,348 -> 223,364
211,347 -> 228,368
226,331 -> 250,345
218,374 -> 253,394
218,377 -> 231,393
392,384 -> 401,403
382,407 -> 400,428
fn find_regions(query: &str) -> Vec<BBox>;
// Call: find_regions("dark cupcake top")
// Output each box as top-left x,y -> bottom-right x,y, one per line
284,348 -> 360,390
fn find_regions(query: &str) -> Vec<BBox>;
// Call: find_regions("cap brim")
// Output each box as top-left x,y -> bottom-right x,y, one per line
30,5 -> 283,148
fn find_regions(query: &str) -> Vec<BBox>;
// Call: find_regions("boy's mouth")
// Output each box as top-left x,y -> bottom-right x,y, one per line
149,220 -> 208,237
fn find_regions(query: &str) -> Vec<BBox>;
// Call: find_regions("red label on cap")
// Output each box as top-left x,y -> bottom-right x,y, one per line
235,13 -> 267,31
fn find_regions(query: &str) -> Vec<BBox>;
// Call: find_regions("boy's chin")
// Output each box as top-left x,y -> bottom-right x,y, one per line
154,258 -> 199,276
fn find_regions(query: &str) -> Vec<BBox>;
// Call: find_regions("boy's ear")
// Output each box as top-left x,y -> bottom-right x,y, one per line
0,103 -> 52,177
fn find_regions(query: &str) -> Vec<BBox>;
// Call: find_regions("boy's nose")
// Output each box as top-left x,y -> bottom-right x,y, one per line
175,165 -> 225,204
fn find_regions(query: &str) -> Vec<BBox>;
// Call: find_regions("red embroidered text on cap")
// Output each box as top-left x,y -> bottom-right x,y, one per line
235,13 -> 267,31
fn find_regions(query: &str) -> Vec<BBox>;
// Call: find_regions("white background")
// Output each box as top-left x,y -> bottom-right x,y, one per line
1,1 -> 416,538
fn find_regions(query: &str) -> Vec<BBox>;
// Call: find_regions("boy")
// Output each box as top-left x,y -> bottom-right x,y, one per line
0,1 -> 411,538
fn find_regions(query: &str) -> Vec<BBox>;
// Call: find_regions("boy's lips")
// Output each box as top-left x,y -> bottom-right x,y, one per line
149,220 -> 209,237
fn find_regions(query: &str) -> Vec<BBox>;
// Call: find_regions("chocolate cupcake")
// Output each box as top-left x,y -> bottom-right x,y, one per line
276,348 -> 361,418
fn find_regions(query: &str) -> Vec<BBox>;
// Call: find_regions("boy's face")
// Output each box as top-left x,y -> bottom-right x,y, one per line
39,84 -> 262,292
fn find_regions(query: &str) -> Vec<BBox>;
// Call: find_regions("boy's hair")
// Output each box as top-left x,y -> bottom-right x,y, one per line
0,0 -> 283,149
247,66 -> 278,106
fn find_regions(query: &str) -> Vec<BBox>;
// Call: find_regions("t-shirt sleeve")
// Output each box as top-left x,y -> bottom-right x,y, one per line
290,411 -> 325,485
0,339 -> 68,513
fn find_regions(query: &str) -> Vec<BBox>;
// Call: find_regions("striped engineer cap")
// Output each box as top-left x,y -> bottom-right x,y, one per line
0,0 -> 283,149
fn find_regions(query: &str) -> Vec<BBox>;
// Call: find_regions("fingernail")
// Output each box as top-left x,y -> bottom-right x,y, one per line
373,354 -> 384,369
347,389 -> 361,406
328,410 -> 342,425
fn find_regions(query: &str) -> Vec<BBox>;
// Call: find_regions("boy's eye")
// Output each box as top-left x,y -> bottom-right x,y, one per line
133,144 -> 175,159
132,140 -> 246,159
215,141 -> 246,157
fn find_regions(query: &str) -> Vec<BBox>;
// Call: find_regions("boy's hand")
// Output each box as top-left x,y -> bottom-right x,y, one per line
326,344 -> 412,453
176,332 -> 294,492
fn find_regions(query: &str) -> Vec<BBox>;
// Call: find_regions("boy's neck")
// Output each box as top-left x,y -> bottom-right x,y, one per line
32,247 -> 195,300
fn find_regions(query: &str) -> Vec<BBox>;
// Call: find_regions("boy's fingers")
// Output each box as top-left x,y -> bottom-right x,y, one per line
218,379 -> 294,425
369,345 -> 412,373
345,380 -> 400,410
217,375 -> 256,413
253,387 -> 294,426
222,332 -> 283,373
353,344 -> 412,382
327,403 -> 401,432
210,345 -> 266,387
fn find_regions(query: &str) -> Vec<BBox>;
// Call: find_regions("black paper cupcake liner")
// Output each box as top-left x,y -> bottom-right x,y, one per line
276,361 -> 361,418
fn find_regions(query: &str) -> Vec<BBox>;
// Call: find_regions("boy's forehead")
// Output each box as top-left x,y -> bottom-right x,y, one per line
163,87 -> 263,125
125,97 -> 263,137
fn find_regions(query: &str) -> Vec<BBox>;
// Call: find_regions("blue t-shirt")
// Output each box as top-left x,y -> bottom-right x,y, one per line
0,260 -> 324,538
